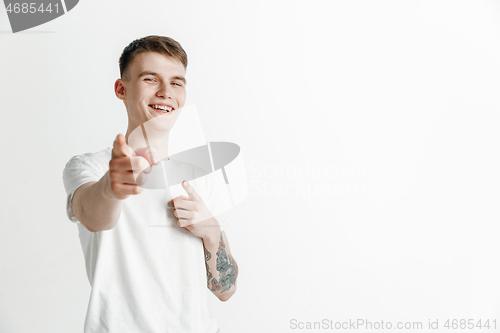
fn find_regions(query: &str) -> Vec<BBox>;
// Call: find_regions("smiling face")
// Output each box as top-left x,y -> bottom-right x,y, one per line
115,51 -> 187,134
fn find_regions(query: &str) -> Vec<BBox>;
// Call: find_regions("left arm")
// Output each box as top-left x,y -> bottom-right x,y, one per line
202,228 -> 238,301
171,181 -> 238,302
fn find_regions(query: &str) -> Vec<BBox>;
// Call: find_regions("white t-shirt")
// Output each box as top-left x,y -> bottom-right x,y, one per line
63,147 -> 226,333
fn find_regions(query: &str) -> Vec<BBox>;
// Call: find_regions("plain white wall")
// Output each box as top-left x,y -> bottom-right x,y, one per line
1,0 -> 500,332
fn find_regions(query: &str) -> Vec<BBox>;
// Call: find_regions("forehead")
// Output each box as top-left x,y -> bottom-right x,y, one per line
129,51 -> 185,76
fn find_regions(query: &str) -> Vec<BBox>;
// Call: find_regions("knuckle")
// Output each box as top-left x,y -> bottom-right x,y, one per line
110,181 -> 118,190
109,159 -> 120,169
110,183 -> 119,193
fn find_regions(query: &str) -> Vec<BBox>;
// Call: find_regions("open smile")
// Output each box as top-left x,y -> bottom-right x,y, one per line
149,104 -> 175,115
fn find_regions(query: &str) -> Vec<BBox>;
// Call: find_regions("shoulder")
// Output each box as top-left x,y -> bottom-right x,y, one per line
64,147 -> 112,170
62,147 -> 111,199
63,148 -> 112,185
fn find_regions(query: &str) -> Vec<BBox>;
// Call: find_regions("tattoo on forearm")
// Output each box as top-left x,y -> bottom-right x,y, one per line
203,233 -> 238,293
204,245 -> 213,282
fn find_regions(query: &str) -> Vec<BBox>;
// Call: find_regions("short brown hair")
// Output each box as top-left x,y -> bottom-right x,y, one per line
119,35 -> 188,80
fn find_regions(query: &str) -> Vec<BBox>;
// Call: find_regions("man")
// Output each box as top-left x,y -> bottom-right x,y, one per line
63,35 -> 238,333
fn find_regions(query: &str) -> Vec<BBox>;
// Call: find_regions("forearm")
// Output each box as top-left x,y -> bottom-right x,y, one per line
202,227 -> 238,301
74,171 -> 122,232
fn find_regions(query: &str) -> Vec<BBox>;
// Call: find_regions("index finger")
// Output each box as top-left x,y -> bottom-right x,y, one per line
112,134 -> 135,158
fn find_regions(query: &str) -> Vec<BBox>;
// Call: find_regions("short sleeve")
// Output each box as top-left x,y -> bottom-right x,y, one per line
62,155 -> 106,223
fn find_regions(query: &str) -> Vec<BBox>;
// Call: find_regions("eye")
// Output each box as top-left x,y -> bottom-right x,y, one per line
172,82 -> 183,87
144,78 -> 155,82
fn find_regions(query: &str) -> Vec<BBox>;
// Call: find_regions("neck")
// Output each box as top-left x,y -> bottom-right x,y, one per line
125,123 -> 171,163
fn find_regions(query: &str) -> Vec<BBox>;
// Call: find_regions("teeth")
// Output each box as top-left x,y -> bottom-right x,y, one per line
152,105 -> 172,112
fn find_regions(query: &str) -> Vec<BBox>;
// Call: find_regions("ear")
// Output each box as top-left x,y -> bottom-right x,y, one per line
114,78 -> 126,101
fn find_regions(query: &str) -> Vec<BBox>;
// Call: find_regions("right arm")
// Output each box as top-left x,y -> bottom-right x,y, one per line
71,134 -> 154,232
71,173 -> 122,232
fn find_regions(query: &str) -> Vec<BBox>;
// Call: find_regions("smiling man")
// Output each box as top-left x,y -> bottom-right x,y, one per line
63,35 -> 238,333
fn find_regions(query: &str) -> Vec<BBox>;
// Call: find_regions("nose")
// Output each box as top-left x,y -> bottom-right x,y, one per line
156,83 -> 172,99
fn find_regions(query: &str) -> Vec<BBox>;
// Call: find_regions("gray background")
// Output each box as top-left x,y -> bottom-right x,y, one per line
1,0 -> 500,332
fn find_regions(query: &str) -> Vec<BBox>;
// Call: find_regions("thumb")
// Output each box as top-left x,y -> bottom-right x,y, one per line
182,180 -> 202,202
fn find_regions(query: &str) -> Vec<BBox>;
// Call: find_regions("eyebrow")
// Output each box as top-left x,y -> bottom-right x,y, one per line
138,71 -> 187,84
